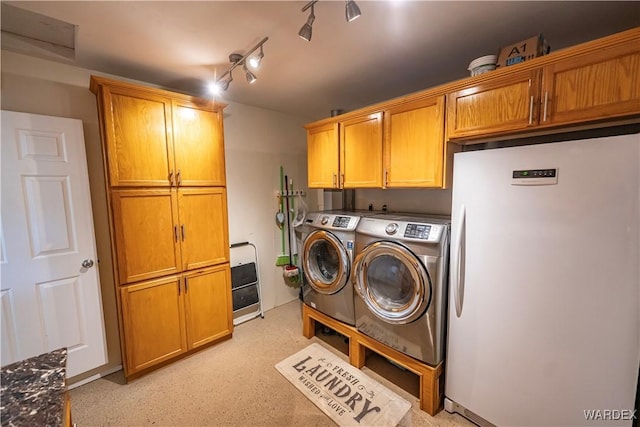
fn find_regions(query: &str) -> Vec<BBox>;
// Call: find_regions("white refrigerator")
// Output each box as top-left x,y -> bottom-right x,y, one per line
445,134 -> 640,427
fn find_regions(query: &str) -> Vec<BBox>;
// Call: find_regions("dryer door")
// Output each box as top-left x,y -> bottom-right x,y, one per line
353,241 -> 432,324
303,230 -> 350,295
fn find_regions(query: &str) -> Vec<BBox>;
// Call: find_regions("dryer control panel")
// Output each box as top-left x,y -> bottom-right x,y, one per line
404,223 -> 431,240
359,217 -> 447,243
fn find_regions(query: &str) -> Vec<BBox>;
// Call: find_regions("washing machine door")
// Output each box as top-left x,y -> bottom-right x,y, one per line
303,230 -> 350,295
353,241 -> 432,324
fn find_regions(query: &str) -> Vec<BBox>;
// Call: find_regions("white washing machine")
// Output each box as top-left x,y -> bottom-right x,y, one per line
352,213 -> 450,366
301,210 -> 372,326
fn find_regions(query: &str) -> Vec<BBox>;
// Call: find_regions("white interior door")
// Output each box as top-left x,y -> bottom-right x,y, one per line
1,110 -> 107,377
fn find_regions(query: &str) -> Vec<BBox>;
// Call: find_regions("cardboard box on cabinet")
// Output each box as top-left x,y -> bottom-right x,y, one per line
497,34 -> 550,68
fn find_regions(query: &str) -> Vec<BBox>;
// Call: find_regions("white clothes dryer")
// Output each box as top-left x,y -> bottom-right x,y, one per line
352,213 -> 450,365
301,210 -> 372,326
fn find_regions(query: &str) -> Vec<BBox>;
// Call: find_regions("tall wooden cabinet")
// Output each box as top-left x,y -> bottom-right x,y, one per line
90,76 -> 232,380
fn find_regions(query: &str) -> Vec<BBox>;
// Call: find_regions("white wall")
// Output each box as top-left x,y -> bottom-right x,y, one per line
355,188 -> 453,216
0,50 -> 317,382
223,102 -> 316,309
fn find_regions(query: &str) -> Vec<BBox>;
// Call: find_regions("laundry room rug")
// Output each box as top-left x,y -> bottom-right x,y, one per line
275,343 -> 411,427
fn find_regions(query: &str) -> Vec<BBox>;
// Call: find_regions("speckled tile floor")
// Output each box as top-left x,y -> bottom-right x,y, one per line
69,300 -> 474,427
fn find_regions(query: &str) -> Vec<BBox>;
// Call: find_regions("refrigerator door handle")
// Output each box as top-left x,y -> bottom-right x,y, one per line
452,204 -> 466,317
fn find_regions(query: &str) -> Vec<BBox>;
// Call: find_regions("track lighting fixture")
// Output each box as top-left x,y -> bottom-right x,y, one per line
345,0 -> 361,22
211,36 -> 268,94
298,1 -> 316,42
299,0 -> 361,42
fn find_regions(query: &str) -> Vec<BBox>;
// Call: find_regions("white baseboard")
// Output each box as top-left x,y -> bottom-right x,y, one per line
67,365 -> 123,390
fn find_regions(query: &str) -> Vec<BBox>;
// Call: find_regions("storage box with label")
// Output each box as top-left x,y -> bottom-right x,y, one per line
497,34 -> 550,68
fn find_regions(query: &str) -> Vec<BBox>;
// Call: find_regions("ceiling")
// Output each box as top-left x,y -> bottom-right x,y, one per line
2,1 -> 639,121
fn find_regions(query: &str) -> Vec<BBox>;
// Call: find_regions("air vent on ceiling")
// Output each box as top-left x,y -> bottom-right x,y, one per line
1,3 -> 76,60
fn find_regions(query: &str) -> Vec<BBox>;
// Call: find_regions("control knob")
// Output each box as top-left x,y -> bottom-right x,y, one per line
321,216 -> 330,225
385,223 -> 399,235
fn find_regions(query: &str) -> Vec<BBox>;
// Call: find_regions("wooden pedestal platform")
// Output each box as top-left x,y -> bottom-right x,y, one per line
302,304 -> 444,416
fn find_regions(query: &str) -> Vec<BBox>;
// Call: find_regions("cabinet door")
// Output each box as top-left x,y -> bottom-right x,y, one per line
100,86 -> 174,186
112,189 -> 182,284
172,100 -> 226,187
384,96 -> 445,188
341,113 -> 383,188
120,276 -> 187,375
540,39 -> 640,127
184,265 -> 233,349
446,69 -> 541,139
307,123 -> 340,188
178,188 -> 229,271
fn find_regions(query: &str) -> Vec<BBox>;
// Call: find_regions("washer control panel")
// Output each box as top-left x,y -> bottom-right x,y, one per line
306,212 -> 360,231
332,216 -> 352,228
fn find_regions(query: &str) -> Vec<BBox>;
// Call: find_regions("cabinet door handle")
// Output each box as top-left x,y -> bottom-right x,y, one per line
177,169 -> 182,186
184,277 -> 189,293
178,280 -> 181,296
384,169 -> 388,188
340,173 -> 345,188
543,91 -> 549,122
169,170 -> 174,187
174,225 -> 178,242
528,95 -> 534,125
332,173 -> 337,188
181,224 -> 186,241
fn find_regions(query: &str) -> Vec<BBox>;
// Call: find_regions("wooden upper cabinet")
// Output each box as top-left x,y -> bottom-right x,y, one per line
307,122 -> 340,188
446,69 -> 541,139
384,96 -> 445,188
120,276 -> 187,375
91,76 -> 225,188
446,30 -> 639,141
172,100 -> 226,186
101,86 -> 174,187
112,189 -> 182,284
540,38 -> 640,127
341,112 -> 383,188
178,188 -> 229,271
305,29 -> 639,185
183,265 -> 232,349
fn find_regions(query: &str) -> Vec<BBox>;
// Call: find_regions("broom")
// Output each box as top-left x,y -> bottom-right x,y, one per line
282,174 -> 300,287
275,166 -> 290,266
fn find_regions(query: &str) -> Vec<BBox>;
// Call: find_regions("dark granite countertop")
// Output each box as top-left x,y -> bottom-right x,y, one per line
1,348 -> 67,427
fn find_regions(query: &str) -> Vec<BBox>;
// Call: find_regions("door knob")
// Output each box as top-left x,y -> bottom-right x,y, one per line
82,259 -> 94,268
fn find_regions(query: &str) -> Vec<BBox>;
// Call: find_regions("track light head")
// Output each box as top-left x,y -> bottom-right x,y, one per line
210,71 -> 232,95
298,4 -> 315,42
345,0 -> 361,22
248,45 -> 264,69
219,73 -> 233,91
243,64 -> 257,84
